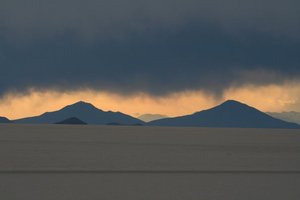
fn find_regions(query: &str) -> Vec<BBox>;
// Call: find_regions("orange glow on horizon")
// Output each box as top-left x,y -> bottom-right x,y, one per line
0,82 -> 300,120
0,89 -> 218,120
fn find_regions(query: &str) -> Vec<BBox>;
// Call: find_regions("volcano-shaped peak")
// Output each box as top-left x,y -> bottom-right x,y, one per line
204,99 -> 258,114
14,101 -> 144,125
149,100 -> 300,129
67,101 -> 96,108
222,99 -> 245,105
216,100 -> 249,109
62,101 -> 101,112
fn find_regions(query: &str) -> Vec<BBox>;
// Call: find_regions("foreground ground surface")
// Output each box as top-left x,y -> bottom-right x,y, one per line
0,124 -> 299,199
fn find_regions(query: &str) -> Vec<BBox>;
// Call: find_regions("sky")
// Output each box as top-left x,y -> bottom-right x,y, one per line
1,0 -> 300,119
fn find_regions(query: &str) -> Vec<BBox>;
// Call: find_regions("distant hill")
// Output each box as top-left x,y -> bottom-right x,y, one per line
14,101 -> 144,125
138,114 -> 168,122
267,111 -> 300,124
55,117 -> 87,125
0,117 -> 12,123
148,100 -> 300,129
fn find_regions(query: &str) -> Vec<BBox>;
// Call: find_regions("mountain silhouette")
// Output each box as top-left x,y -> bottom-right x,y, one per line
55,117 -> 87,125
138,114 -> 168,122
14,101 -> 144,125
0,117 -> 12,123
148,100 -> 300,129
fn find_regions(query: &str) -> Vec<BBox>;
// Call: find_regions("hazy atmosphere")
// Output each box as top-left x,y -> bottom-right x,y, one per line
1,0 -> 300,119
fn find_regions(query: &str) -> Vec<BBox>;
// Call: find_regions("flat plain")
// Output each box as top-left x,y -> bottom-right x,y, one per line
0,124 -> 299,200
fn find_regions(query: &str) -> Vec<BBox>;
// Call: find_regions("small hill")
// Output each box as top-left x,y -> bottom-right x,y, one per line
55,117 -> 87,125
148,100 -> 300,129
138,114 -> 168,122
14,101 -> 144,125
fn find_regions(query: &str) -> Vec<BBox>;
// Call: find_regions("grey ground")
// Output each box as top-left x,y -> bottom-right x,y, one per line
0,124 -> 299,199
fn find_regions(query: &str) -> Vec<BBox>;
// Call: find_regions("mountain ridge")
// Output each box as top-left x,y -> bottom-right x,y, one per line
7,100 -> 300,128
14,101 -> 144,125
0,117 -> 12,123
148,100 -> 300,129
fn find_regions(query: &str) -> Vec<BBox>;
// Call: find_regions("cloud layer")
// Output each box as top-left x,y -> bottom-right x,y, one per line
0,0 -> 300,96
2,0 -> 300,39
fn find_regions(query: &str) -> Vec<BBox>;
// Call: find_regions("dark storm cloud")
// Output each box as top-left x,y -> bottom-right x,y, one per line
1,0 -> 300,39
0,0 -> 300,96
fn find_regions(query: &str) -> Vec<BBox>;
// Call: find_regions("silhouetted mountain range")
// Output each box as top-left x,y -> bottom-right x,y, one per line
5,100 -> 300,128
148,100 -> 300,129
0,117 -> 12,123
14,101 -> 144,125
55,117 -> 87,125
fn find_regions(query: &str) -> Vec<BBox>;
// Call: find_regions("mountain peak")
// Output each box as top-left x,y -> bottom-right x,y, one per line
220,100 -> 247,107
70,101 -> 95,107
63,101 -> 100,111
150,100 -> 300,129
210,100 -> 253,112
14,101 -> 144,125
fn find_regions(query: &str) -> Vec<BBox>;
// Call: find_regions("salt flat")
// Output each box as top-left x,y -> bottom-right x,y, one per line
0,124 -> 299,199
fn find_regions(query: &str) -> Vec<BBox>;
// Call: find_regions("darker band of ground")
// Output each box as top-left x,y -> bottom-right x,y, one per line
0,170 -> 300,174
